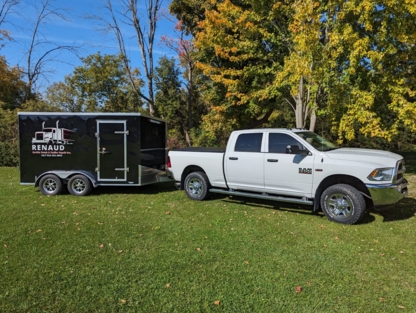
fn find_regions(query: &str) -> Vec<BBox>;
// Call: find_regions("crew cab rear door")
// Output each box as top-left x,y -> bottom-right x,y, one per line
264,132 -> 315,197
225,132 -> 265,191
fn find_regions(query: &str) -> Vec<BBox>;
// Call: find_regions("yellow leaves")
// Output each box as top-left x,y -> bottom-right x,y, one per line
214,300 -> 220,306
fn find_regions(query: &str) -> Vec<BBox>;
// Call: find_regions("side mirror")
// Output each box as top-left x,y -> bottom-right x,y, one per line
286,145 -> 309,155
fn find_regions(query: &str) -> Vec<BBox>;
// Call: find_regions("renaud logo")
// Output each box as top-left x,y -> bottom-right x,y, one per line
31,120 -> 75,157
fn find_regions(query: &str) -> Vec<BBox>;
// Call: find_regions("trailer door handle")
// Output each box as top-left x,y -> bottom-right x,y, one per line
229,157 -> 238,160
267,159 -> 278,162
99,148 -> 110,154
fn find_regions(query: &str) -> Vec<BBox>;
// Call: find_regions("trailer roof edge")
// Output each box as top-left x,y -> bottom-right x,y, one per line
17,112 -> 165,122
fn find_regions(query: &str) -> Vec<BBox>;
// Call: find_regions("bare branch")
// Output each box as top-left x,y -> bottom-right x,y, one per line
0,0 -> 19,27
23,0 -> 78,96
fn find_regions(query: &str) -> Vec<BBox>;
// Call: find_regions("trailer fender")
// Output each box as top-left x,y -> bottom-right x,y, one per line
35,171 -> 97,187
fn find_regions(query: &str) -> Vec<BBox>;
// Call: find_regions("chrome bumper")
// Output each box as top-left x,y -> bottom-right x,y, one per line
366,178 -> 408,209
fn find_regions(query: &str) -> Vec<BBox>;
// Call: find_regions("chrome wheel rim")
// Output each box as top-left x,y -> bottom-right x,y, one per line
43,178 -> 58,193
71,179 -> 86,194
187,178 -> 203,196
325,193 -> 353,218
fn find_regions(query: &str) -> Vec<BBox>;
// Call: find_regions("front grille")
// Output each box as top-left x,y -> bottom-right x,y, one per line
395,160 -> 406,183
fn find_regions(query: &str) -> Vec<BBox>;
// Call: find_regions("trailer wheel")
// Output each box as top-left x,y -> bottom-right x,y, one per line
67,175 -> 92,196
184,172 -> 210,201
39,174 -> 63,196
320,184 -> 366,224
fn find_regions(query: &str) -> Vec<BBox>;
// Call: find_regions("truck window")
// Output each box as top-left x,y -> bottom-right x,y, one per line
235,133 -> 263,152
269,133 -> 303,154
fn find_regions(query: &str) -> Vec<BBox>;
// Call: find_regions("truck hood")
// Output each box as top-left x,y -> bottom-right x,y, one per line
324,148 -> 403,166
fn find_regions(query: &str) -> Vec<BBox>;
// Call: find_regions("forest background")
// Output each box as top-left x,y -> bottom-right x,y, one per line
1,0 -> 415,167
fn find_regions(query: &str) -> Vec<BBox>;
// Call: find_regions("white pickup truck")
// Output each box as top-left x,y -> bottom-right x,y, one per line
168,129 -> 408,224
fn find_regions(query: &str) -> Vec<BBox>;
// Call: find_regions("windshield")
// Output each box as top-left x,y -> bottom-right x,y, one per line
294,131 -> 338,152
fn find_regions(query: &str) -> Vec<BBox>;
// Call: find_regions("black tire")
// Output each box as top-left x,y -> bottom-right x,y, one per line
320,184 -> 366,224
67,175 -> 92,196
39,174 -> 63,196
184,172 -> 210,201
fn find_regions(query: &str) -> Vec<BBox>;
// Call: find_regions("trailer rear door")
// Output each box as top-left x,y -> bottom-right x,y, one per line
96,120 -> 128,181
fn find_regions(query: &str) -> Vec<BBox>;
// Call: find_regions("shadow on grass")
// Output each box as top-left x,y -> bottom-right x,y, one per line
372,197 -> 416,222
89,182 -> 177,196
212,194 -> 416,224
218,195 -> 327,220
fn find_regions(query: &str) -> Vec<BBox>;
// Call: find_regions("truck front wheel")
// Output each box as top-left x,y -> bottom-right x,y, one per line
320,184 -> 366,224
39,174 -> 63,196
67,175 -> 92,196
184,172 -> 210,201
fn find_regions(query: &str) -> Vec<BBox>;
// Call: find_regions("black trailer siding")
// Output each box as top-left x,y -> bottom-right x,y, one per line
19,113 -> 166,185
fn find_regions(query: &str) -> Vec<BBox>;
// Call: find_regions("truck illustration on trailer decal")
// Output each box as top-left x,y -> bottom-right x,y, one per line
32,120 -> 75,145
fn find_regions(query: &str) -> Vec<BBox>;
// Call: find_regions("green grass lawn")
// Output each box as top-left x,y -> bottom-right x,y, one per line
1,160 -> 415,312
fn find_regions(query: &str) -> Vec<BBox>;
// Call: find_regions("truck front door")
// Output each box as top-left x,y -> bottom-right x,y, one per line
264,132 -> 315,197
97,120 -> 128,181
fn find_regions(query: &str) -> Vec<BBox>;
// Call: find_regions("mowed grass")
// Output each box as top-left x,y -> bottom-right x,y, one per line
1,160 -> 416,312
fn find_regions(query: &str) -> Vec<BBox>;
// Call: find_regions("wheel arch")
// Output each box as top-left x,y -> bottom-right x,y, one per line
35,171 -> 97,188
313,174 -> 372,211
180,165 -> 207,190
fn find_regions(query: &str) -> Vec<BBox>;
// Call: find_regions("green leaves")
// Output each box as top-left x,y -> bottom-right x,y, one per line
45,53 -> 144,113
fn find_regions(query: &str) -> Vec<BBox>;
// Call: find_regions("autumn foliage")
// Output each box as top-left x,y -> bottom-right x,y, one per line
173,0 -> 416,147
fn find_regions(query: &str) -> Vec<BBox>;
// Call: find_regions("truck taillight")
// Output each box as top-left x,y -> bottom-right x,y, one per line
167,156 -> 171,168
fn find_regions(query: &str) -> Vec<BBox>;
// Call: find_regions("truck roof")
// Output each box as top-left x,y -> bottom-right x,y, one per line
232,128 -> 310,134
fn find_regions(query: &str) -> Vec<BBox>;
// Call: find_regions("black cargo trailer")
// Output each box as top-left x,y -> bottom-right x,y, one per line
18,112 -> 170,196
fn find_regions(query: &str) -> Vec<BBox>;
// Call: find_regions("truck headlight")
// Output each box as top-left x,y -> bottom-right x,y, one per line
367,168 -> 394,181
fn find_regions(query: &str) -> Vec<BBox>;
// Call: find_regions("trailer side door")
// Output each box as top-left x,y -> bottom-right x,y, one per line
97,120 -> 128,181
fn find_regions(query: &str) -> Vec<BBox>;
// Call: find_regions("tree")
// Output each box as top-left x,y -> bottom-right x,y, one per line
162,22 -> 206,144
189,0 -> 416,147
46,52 -> 144,112
194,0 -> 293,131
169,0 -> 209,35
0,0 -> 19,48
321,0 -> 416,143
155,56 -> 207,147
101,0 -> 163,116
0,55 -> 27,109
23,0 -> 77,97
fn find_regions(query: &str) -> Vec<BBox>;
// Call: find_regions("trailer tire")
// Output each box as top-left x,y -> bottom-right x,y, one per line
320,184 -> 366,224
39,174 -> 63,196
184,172 -> 210,201
67,175 -> 92,196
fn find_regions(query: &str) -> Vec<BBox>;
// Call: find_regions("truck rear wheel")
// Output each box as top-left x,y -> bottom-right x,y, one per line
67,175 -> 92,196
39,174 -> 63,196
320,184 -> 366,224
184,172 -> 210,201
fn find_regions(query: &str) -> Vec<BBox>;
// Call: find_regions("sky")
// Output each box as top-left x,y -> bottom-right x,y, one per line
1,0 -> 178,92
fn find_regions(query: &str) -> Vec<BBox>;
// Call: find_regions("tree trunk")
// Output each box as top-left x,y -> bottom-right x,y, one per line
187,63 -> 193,133
309,109 -> 316,132
295,76 -> 304,128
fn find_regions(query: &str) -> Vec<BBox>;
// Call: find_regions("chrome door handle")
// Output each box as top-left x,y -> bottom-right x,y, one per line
99,148 -> 110,154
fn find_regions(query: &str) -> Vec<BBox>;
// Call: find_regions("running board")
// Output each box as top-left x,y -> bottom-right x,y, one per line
209,188 -> 313,205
